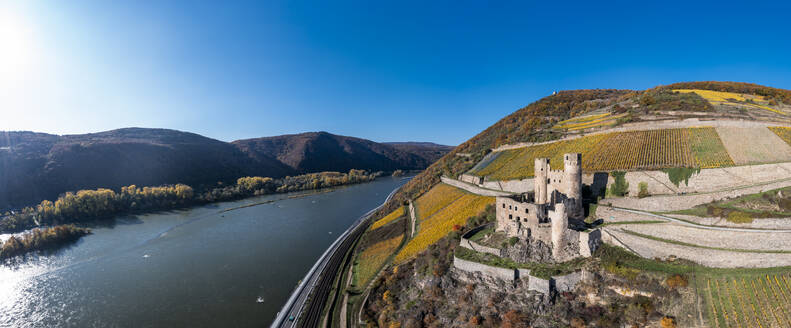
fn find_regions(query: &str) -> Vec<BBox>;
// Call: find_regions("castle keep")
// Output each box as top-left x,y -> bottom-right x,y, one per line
495,153 -> 598,261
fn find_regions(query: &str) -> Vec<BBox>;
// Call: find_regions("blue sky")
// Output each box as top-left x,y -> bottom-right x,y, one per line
2,1 -> 790,145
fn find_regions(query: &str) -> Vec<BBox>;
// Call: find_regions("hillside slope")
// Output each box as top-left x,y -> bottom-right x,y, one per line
232,132 -> 439,174
0,129 -> 450,210
0,128 -> 285,210
373,81 -> 791,218
383,142 -> 453,163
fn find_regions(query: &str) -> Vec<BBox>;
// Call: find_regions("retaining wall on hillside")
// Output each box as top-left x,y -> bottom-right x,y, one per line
490,119 -> 791,152
452,255 -> 589,296
453,257 -> 516,282
459,224 -> 502,256
440,177 -> 513,196
466,162 -> 791,201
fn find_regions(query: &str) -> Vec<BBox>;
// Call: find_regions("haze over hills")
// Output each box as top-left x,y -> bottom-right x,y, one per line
0,128 -> 451,210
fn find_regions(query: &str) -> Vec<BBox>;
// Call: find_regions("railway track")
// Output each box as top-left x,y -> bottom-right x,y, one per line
298,219 -> 367,327
271,179 -> 408,328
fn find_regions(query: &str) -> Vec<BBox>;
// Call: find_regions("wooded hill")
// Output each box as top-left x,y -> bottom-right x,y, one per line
0,128 -> 451,210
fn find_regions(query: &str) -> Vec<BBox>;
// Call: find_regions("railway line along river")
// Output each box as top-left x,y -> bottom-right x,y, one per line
0,176 -> 411,327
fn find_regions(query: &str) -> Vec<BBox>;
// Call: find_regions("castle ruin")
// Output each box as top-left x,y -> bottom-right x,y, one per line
495,153 -> 599,261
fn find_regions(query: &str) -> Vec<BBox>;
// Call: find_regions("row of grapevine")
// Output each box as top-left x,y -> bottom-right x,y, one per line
704,274 -> 791,328
395,193 -> 493,263
414,183 -> 467,222
473,127 -> 736,181
352,235 -> 404,288
770,127 -> 791,147
370,206 -> 405,231
675,89 -> 786,116
688,127 -> 735,168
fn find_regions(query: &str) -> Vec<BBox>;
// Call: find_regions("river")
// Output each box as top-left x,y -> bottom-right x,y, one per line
0,176 -> 410,327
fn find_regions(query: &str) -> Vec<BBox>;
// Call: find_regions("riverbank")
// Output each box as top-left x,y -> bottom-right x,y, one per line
1,170 -> 383,234
0,175 -> 411,327
0,225 -> 91,261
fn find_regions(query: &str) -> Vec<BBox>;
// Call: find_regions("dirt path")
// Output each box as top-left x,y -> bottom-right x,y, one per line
338,266 -> 354,328
606,206 -> 791,233
408,200 -> 416,238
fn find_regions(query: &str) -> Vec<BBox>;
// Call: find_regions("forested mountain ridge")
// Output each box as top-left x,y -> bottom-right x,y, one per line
383,142 -> 453,163
232,132 -> 443,174
0,128 -> 450,210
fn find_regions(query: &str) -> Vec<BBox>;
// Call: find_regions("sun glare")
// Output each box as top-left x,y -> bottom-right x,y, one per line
0,9 -> 35,77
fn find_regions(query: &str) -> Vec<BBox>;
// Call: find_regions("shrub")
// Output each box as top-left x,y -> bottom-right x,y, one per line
726,211 -> 754,223
638,182 -> 650,198
665,274 -> 688,289
706,205 -> 724,217
508,237 -> 519,246
608,171 -> 629,197
660,316 -> 677,328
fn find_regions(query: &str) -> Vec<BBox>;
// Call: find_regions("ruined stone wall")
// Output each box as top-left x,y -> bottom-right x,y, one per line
454,255 -> 589,295
460,225 -> 503,256
459,174 -> 484,185
440,177 -> 512,197
528,275 -> 551,294
496,196 -> 541,238
553,271 -> 584,293
452,257 -> 516,282
482,179 -> 533,193
579,229 -> 602,257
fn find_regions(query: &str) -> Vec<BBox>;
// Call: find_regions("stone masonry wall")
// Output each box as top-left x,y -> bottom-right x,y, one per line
459,238 -> 502,257
553,271 -> 583,293
452,257 -> 515,282
475,162 -> 791,198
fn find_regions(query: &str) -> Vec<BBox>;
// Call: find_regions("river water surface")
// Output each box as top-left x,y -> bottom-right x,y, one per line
0,176 -> 410,327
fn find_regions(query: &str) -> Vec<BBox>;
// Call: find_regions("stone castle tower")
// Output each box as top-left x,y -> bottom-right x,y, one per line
534,153 -> 583,219
494,153 -> 598,262
495,153 -> 600,261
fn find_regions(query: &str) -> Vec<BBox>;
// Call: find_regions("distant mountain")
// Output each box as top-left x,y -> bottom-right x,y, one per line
232,132 -> 447,174
0,128 -> 450,210
383,142 -> 454,163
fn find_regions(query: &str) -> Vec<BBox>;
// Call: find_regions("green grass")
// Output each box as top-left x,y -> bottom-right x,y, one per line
467,226 -> 494,242
670,185 -> 791,222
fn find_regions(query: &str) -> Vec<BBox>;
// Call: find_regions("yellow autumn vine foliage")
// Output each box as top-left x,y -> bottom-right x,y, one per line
370,206 -> 405,230
395,193 -> 493,263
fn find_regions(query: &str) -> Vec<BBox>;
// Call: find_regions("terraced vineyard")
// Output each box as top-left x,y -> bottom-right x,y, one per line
553,112 -> 627,131
414,183 -> 467,221
370,206 -> 405,230
702,273 -> 791,328
769,126 -> 791,146
395,185 -> 493,263
675,89 -> 787,116
688,127 -> 736,168
472,127 -> 735,180
352,235 -> 404,288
